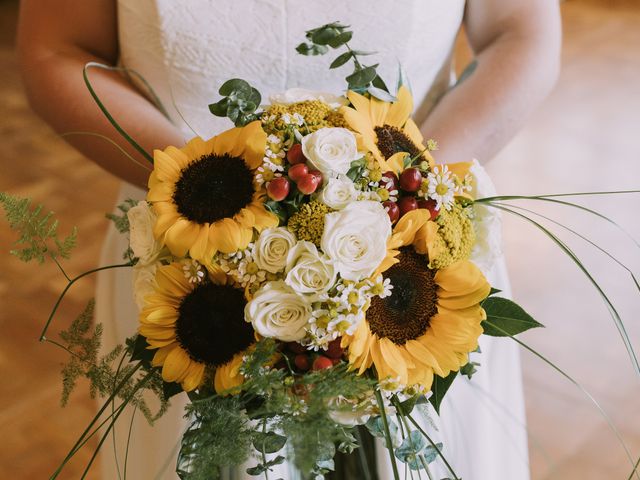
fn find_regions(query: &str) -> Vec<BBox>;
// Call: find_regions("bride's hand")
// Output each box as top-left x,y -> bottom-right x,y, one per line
17,0 -> 185,190
421,0 -> 561,165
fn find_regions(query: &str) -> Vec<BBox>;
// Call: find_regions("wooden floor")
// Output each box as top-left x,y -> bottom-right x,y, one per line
1,1 -> 639,479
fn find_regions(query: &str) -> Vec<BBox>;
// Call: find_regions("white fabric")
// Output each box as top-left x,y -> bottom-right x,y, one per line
96,1 -> 530,478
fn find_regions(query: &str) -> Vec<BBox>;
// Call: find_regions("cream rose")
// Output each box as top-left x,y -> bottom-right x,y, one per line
128,201 -> 163,265
301,127 -> 360,178
285,241 -> 337,298
132,262 -> 158,310
321,201 -> 391,281
245,281 -> 312,342
269,88 -> 347,108
253,227 -> 297,273
317,175 -> 357,210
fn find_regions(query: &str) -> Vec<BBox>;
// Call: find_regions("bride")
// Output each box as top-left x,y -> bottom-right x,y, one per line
17,1 -> 560,478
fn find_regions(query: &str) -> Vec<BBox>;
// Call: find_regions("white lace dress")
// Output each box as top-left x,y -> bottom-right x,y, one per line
96,1 -> 530,478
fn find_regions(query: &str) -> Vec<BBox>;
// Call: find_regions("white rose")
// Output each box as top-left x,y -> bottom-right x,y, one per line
317,175 -> 357,210
285,241 -> 337,298
269,88 -> 348,108
245,281 -> 312,342
253,227 -> 297,273
128,201 -> 163,265
132,262 -> 158,310
302,127 -> 360,178
321,201 -> 391,281
327,395 -> 375,427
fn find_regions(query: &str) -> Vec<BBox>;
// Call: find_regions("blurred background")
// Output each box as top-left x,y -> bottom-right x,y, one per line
1,0 -> 639,478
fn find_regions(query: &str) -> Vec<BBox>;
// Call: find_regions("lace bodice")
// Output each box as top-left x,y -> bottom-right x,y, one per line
117,0 -> 466,137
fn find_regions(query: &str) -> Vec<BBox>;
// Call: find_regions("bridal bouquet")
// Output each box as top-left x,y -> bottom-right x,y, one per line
2,22 -> 638,480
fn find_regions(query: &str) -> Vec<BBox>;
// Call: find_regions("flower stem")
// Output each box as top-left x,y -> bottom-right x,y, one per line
374,389 -> 400,480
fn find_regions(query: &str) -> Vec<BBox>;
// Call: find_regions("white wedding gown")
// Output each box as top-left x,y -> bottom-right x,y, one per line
96,1 -> 530,478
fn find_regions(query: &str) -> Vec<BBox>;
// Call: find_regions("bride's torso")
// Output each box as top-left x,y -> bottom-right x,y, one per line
117,0 -> 466,138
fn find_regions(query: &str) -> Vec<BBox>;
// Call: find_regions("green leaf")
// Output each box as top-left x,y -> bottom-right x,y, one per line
398,394 -> 425,415
327,31 -> 353,48
219,78 -> 252,96
346,65 -> 378,89
253,431 -> 287,454
264,200 -> 288,225
422,442 -> 444,464
371,74 -> 389,93
311,27 -> 340,46
481,297 -> 544,337
208,99 -> 228,117
162,380 -> 183,400
296,42 -> 329,56
330,51 -> 353,69
128,334 -> 154,365
455,59 -> 478,87
429,371 -> 457,414
489,287 -> 502,296
368,85 -> 396,102
395,431 -> 426,470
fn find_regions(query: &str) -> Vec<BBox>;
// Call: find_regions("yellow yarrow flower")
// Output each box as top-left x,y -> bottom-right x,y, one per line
429,203 -> 475,269
287,201 -> 332,247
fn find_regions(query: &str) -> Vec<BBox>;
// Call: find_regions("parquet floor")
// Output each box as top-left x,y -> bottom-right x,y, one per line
1,1 -> 639,479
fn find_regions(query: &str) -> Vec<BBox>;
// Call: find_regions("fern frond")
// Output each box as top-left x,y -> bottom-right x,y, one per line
0,191 -> 78,264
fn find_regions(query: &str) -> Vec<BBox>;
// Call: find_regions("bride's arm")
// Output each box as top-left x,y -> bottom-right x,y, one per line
420,0 -> 561,165
17,0 -> 184,189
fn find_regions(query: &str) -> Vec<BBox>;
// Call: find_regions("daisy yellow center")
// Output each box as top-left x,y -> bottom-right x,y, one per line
436,183 -> 449,195
176,282 -> 254,367
374,124 -> 424,161
173,154 -> 254,224
367,247 -> 438,345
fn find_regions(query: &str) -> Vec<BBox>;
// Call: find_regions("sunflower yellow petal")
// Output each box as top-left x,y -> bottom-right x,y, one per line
162,347 -> 192,383
210,126 -> 244,157
165,219 -> 203,257
152,344 -> 177,367
241,121 -> 268,169
385,86 -> 413,127
182,136 -> 210,159
155,263 -> 192,297
153,150 -> 183,182
182,363 -> 206,392
369,97 -> 391,128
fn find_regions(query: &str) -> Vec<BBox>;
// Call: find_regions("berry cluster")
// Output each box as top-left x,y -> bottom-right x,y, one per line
266,144 -> 324,200
381,167 -> 439,224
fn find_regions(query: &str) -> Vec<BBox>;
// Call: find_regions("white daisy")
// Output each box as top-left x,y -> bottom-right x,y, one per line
181,259 -> 206,284
427,165 -> 456,211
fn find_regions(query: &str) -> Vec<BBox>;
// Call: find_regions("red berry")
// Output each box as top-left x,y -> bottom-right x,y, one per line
267,177 -> 290,201
326,338 -> 344,359
382,201 -> 400,224
287,342 -> 306,354
287,143 -> 307,165
417,199 -> 440,220
398,196 -> 418,217
294,354 -> 311,371
309,170 -> 323,184
399,168 -> 423,192
380,171 -> 399,191
288,163 -> 309,182
312,355 -> 333,371
297,174 -> 320,195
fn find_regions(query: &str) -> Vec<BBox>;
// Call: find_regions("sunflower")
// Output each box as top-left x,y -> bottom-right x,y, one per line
139,262 -> 254,393
343,210 -> 490,390
339,86 -> 434,169
147,121 -> 278,264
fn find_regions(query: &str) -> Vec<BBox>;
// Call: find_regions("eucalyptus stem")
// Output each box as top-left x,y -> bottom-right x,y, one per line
394,398 -> 434,480
404,414 -> 459,480
260,419 -> 270,480
39,261 -> 133,341
374,389 -> 400,480
345,43 -> 363,70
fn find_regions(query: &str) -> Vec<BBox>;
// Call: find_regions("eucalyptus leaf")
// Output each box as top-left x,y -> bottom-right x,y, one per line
395,431 -> 427,470
371,74 -> 390,93
219,78 -> 252,96
311,27 -> 340,46
481,297 -> 544,337
429,371 -> 457,414
253,431 -> 287,454
422,442 -> 444,464
296,42 -> 329,56
365,415 -> 398,447
327,31 -> 353,48
368,85 -> 397,102
208,99 -> 228,117
330,51 -> 353,69
346,65 -> 378,89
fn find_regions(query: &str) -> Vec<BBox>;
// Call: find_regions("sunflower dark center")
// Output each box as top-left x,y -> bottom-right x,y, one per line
175,282 -> 254,367
374,124 -> 424,161
367,247 -> 438,345
172,154 -> 254,224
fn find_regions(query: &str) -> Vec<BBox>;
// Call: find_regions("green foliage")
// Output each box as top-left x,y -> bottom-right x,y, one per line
178,339 -> 376,478
209,78 -> 262,127
105,198 -> 138,261
429,371 -> 457,414
395,431 -> 428,470
58,301 -> 169,424
481,296 -> 544,337
0,191 -> 77,264
177,396 -> 254,480
296,23 -> 394,100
